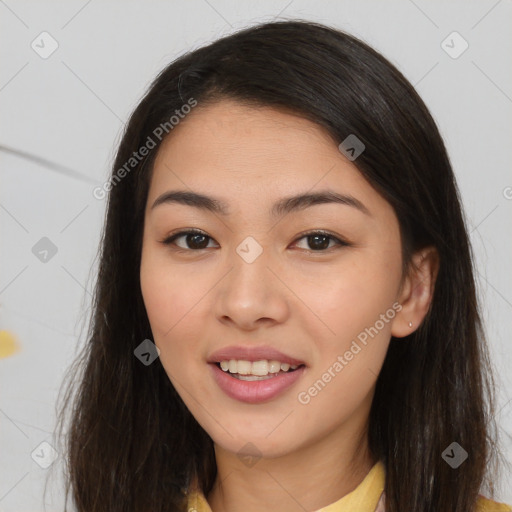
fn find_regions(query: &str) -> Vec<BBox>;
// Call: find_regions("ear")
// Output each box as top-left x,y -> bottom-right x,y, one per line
391,246 -> 439,338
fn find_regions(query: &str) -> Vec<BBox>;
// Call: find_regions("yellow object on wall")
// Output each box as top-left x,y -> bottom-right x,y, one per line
0,330 -> 20,358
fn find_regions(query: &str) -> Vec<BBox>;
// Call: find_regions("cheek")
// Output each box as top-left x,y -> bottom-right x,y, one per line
139,250 -> 204,366
297,247 -> 402,387
308,254 -> 401,333
292,262 -> 399,431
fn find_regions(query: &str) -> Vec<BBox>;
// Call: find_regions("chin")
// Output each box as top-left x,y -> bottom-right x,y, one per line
208,426 -> 300,459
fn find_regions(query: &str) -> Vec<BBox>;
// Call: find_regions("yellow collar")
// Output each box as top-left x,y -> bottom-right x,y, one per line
187,460 -> 512,512
187,460 -> 385,512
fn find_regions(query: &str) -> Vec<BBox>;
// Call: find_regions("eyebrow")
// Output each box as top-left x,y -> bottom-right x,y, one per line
150,189 -> 371,217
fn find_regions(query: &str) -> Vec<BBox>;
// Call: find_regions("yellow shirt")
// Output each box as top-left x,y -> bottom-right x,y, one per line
187,460 -> 512,512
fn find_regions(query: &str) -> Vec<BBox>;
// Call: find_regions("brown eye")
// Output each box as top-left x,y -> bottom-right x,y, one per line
305,234 -> 331,250
161,230 -> 217,250
293,231 -> 349,252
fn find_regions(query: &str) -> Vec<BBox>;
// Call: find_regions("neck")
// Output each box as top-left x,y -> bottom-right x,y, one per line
206,407 -> 375,512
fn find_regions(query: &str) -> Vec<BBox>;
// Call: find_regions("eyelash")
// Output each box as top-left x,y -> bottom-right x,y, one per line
160,228 -> 350,253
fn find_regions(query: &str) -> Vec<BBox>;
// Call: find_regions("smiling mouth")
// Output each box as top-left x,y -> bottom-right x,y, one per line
215,360 -> 305,381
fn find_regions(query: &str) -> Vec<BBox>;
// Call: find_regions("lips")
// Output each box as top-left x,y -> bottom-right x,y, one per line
207,345 -> 307,403
210,363 -> 306,403
207,345 -> 306,366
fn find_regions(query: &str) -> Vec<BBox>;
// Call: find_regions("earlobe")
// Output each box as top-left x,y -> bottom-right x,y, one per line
391,246 -> 439,338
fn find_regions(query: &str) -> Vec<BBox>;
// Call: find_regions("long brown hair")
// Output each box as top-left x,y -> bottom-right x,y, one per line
55,20 -> 508,511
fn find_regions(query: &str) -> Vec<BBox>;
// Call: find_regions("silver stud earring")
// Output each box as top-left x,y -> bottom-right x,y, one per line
408,322 -> 413,328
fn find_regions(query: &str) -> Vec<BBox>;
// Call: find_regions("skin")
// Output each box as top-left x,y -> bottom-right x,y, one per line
140,99 -> 438,512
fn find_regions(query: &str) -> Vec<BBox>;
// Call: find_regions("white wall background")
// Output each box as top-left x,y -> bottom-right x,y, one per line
1,1 -> 511,510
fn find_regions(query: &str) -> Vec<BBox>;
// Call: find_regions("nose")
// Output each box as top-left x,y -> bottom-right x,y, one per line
213,244 -> 290,330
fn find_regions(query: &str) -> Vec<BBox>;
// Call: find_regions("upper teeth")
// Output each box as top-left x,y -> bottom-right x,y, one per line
219,359 -> 299,376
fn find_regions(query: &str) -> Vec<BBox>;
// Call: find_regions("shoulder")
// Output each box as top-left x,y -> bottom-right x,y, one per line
187,490 -> 212,512
476,495 -> 512,512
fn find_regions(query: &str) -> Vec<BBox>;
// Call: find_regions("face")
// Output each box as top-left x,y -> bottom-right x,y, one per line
140,99 -> 405,459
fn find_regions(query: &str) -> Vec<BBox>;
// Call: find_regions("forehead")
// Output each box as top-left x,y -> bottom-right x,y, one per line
147,99 -> 391,218
153,100 -> 339,173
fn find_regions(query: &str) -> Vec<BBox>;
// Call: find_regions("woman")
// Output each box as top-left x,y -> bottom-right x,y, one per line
56,20 -> 511,512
